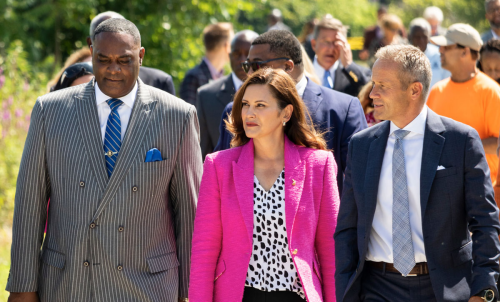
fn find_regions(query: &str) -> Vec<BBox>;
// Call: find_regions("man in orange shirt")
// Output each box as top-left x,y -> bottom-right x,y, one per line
427,23 -> 500,184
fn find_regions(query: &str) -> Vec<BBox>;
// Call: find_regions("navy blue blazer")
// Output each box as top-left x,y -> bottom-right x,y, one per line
213,77 -> 367,194
334,108 -> 500,302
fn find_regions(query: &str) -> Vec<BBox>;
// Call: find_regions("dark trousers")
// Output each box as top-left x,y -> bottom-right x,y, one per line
360,265 -> 437,302
242,287 -> 306,302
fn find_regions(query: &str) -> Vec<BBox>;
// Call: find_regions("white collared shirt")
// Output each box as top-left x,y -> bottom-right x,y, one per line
295,74 -> 307,98
313,56 -> 339,88
492,29 -> 500,40
231,72 -> 243,91
366,106 -> 428,263
95,81 -> 138,142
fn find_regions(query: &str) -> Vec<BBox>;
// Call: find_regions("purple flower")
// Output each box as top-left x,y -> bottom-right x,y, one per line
3,110 -> 11,121
7,96 -> 13,106
23,81 -> 30,91
0,75 -> 5,89
15,109 -> 23,117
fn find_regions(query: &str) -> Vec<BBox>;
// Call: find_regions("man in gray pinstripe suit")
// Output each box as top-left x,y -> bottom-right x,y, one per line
6,19 -> 202,302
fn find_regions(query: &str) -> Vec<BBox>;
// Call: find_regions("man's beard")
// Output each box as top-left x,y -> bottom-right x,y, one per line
490,19 -> 500,29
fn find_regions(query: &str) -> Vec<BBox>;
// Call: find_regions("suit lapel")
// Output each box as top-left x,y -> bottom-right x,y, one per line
420,109 -> 446,216
74,80 -> 108,192
302,78 -> 322,119
199,60 -> 213,81
363,122 -> 390,230
233,140 -> 255,244
92,79 -> 157,221
284,137 -> 306,245
215,76 -> 235,107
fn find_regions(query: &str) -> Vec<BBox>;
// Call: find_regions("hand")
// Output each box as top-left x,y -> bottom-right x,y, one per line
468,297 -> 484,302
8,292 -> 39,302
335,32 -> 353,68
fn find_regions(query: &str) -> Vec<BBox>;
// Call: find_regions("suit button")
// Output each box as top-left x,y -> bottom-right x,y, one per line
132,186 -> 138,192
90,223 -> 96,229
118,226 -> 124,232
292,179 -> 296,186
80,181 -> 85,187
292,249 -> 298,255
83,261 -> 90,267
117,265 -> 123,271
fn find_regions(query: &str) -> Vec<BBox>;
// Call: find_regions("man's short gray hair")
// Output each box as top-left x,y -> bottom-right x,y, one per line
409,18 -> 431,37
423,6 -> 443,23
375,45 -> 432,101
90,11 -> 125,37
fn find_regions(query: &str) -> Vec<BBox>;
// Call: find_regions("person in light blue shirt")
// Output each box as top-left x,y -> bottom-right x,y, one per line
409,18 -> 450,88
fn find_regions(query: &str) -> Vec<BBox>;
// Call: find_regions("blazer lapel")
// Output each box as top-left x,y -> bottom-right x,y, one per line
233,140 -> 255,244
363,122 -> 390,230
284,137 -> 306,245
420,109 -> 446,216
215,76 -> 235,107
302,78 -> 323,119
74,80 -> 108,192
92,79 -> 157,221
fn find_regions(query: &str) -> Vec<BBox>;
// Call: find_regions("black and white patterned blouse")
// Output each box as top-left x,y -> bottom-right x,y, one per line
245,169 -> 305,299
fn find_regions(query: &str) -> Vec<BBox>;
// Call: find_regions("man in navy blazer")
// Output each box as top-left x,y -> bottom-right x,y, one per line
213,30 -> 367,195
335,45 -> 500,302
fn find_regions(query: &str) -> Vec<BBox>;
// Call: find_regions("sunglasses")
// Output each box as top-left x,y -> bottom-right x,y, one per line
241,57 -> 290,74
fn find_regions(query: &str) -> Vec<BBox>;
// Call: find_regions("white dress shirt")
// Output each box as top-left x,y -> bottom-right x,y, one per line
231,72 -> 243,91
295,74 -> 307,98
95,81 -> 138,143
366,106 -> 428,263
313,56 -> 339,88
492,29 -> 500,40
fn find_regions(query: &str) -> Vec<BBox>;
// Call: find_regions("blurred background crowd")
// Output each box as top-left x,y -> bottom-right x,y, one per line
0,0 -> 498,298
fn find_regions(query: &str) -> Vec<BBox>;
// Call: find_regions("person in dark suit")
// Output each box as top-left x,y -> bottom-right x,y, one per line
213,30 -> 367,195
311,17 -> 371,97
180,23 -> 234,105
335,44 -> 500,302
86,11 -> 176,95
196,30 -> 259,160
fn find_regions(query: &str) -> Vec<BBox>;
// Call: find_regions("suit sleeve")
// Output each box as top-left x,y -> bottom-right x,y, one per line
213,103 -> 233,152
169,107 -> 203,298
6,100 -> 50,293
464,128 -> 500,297
188,155 -> 223,301
180,73 -> 199,105
195,90 -> 212,160
334,137 -> 360,302
339,97 -> 367,175
341,64 -> 371,96
315,152 -> 339,302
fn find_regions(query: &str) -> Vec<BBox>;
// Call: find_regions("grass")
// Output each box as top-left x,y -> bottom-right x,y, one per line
0,226 -> 11,301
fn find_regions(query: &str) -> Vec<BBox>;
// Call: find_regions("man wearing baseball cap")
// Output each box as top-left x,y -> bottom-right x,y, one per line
427,23 -> 500,187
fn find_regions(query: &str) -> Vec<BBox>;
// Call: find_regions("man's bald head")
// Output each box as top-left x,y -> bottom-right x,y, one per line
231,30 -> 259,52
89,11 -> 125,37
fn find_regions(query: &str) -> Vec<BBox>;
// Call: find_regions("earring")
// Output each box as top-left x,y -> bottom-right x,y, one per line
283,121 -> 286,126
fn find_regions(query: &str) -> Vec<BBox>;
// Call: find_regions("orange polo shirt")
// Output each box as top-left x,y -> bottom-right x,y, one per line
427,72 -> 500,183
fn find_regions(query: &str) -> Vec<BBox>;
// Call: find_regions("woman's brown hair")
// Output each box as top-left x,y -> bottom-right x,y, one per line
226,68 -> 327,150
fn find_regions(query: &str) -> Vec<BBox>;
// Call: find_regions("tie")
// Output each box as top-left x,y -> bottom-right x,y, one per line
392,129 -> 415,276
103,98 -> 123,178
323,70 -> 332,89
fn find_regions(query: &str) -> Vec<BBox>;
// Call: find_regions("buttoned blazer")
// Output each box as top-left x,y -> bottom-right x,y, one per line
196,75 -> 235,160
180,60 -> 213,105
334,108 -> 500,302
189,137 -> 340,302
6,79 -> 203,301
213,77 -> 368,195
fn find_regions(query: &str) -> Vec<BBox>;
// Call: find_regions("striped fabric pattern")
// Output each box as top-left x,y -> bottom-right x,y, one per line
6,79 -> 203,301
103,98 -> 123,177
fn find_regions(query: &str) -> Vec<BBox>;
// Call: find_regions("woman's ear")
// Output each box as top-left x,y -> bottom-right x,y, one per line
283,104 -> 294,122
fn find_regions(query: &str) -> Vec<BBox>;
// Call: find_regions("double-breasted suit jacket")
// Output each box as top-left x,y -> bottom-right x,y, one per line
6,79 -> 203,301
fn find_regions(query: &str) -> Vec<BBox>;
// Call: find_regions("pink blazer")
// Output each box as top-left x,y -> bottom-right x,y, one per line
189,137 -> 340,302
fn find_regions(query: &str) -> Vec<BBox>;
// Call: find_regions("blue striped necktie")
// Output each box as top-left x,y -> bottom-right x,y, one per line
103,98 -> 123,178
392,129 -> 415,276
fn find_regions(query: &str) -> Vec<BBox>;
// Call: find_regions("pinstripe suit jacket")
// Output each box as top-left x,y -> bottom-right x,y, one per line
6,78 -> 203,301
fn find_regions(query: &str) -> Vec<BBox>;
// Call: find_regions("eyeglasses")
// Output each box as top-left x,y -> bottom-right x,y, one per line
241,57 -> 290,74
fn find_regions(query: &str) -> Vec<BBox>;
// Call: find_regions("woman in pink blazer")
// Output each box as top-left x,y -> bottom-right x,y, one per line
189,68 -> 340,301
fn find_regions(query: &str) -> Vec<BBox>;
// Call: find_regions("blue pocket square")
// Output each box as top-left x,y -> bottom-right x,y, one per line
145,148 -> 163,162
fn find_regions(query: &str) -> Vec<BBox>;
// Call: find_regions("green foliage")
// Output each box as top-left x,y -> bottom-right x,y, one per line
388,0 -> 489,32
0,41 -> 47,224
